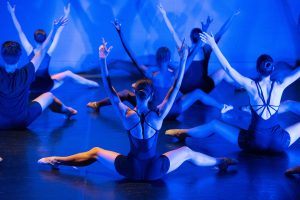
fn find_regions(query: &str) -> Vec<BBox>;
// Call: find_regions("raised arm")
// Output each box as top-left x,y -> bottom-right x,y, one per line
280,67 -> 300,89
184,16 -> 213,72
201,16 -> 213,33
200,32 -> 254,90
157,41 -> 188,119
99,38 -> 129,121
158,3 -> 182,49
31,17 -> 68,71
112,20 -> 147,76
214,10 -> 240,43
48,3 -> 71,56
7,1 -> 33,55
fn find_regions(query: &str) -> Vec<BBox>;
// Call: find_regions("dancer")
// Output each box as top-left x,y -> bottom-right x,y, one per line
0,17 -> 69,130
240,61 -> 300,115
7,2 -> 98,116
38,39 -> 237,181
158,3 -> 239,94
240,99 -> 300,116
166,32 -> 300,153
87,20 -> 233,118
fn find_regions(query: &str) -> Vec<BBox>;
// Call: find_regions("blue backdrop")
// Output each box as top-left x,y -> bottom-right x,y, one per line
1,0 -> 299,76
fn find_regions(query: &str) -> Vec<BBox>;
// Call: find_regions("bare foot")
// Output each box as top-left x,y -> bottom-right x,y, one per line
165,129 -> 188,141
86,80 -> 99,88
239,105 -> 251,114
38,157 -> 60,169
63,106 -> 78,119
86,102 -> 100,112
221,104 -> 234,114
216,157 -> 238,172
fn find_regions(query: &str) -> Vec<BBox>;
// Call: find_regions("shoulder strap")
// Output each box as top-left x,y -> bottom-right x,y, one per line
127,109 -> 158,139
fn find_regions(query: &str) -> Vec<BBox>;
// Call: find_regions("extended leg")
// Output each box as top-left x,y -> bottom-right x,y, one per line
38,147 -> 120,172
51,70 -> 99,88
164,146 -> 237,173
176,89 -> 233,114
87,89 -> 136,112
286,122 -> 300,146
166,119 -> 240,144
32,92 -> 55,111
33,92 -> 77,118
210,68 -> 244,91
49,96 -> 77,118
278,100 -> 300,115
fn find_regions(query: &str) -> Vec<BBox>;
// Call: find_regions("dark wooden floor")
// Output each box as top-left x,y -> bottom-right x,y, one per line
0,75 -> 300,200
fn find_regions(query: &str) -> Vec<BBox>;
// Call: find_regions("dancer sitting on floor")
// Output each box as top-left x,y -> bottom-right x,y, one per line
239,61 -> 300,115
87,20 -> 233,119
38,38 -> 237,181
7,2 -> 98,117
158,3 -> 240,94
166,32 -> 300,153
0,17 -> 69,130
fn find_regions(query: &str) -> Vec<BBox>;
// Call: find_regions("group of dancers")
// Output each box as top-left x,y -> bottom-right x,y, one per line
1,2 -> 300,181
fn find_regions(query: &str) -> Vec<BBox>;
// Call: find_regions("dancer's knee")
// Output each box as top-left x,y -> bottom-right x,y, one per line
193,89 -> 206,100
179,146 -> 193,158
210,119 -> 222,131
89,147 -> 102,158
64,70 -> 72,76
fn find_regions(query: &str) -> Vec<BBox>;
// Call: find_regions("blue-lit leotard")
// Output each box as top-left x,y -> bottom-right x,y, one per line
238,81 -> 291,152
114,109 -> 170,180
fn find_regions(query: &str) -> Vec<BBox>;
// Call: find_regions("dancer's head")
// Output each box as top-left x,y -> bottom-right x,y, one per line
34,29 -> 47,44
156,47 -> 171,66
1,41 -> 22,65
133,78 -> 154,103
256,54 -> 274,77
190,28 -> 203,44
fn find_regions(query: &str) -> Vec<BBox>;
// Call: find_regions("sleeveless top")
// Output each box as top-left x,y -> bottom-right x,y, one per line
127,109 -> 159,160
28,51 -> 53,93
249,81 -> 280,130
28,51 -> 51,78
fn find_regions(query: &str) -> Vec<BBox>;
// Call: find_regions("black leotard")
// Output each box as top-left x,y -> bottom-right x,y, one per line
114,109 -> 170,180
28,51 -> 54,94
238,81 -> 290,152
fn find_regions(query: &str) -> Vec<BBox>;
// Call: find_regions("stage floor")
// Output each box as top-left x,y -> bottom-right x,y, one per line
0,75 -> 300,200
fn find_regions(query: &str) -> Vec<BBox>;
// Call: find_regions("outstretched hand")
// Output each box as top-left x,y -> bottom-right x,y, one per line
64,3 -> 71,18
53,16 -> 69,30
7,1 -> 15,15
99,38 -> 113,59
112,19 -> 121,32
157,3 -> 166,16
199,32 -> 216,47
178,38 -> 188,59
201,16 -> 213,32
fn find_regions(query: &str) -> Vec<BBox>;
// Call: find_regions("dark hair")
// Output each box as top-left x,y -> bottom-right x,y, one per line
34,29 -> 47,44
156,47 -> 171,65
256,54 -> 274,77
190,28 -> 203,44
133,79 -> 154,100
1,41 -> 22,65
